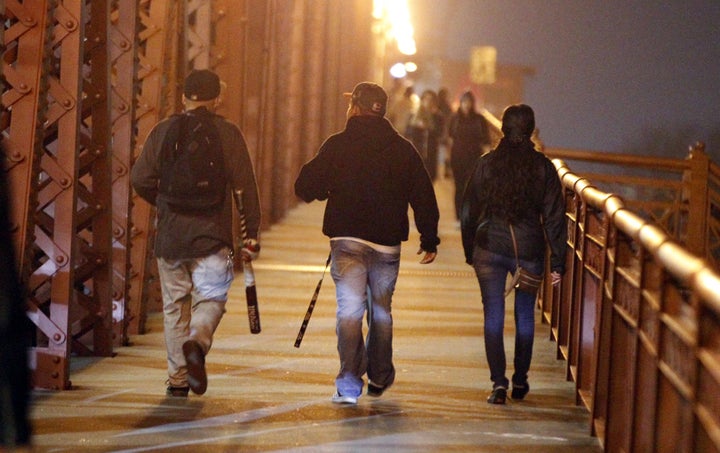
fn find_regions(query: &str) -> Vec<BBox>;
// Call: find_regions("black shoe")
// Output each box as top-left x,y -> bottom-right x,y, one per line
367,381 -> 387,397
487,386 -> 507,405
511,383 -> 529,400
166,385 -> 190,397
183,340 -> 207,395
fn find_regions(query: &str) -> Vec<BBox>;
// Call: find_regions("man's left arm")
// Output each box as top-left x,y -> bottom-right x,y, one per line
130,125 -> 162,205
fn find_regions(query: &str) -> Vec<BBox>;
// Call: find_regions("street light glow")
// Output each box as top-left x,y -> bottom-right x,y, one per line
373,0 -> 417,55
390,62 -> 407,78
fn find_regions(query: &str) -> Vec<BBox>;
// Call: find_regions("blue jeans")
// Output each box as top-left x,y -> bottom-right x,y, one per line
472,247 -> 544,389
330,239 -> 400,398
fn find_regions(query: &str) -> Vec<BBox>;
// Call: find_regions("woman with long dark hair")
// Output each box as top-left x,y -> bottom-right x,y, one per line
460,104 -> 566,405
448,91 -> 490,220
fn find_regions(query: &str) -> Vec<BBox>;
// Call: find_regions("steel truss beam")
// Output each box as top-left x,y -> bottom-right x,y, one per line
109,0 -> 139,344
3,0 -> 114,390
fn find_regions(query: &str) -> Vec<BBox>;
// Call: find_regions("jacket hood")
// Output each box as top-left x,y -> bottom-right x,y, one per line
345,115 -> 400,152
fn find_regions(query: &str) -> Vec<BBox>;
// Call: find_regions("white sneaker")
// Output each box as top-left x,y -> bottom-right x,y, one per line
332,391 -> 358,404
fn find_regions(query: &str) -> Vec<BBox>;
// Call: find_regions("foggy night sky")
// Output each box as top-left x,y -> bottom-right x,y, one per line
411,1 -> 720,157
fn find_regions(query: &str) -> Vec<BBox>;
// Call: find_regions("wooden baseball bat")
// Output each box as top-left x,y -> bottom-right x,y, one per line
233,189 -> 261,334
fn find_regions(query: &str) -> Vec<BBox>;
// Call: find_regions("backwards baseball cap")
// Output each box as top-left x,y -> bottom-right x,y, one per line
184,69 -> 221,101
344,82 -> 387,116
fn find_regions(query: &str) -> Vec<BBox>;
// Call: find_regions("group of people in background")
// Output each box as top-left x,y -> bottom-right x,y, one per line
386,82 -> 492,222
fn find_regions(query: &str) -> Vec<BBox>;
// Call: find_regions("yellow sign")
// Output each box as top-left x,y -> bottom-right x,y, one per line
470,46 -> 497,84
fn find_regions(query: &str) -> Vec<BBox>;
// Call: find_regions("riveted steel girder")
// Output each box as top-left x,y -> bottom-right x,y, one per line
108,0 -> 139,344
2,0 -> 114,390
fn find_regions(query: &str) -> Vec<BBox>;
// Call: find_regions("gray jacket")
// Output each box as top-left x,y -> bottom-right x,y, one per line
131,107 -> 260,260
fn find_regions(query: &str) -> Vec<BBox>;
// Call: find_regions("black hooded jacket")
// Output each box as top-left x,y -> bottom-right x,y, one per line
295,115 -> 440,252
460,146 -> 567,272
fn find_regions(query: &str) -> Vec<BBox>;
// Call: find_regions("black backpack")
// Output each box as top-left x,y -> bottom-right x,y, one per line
158,108 -> 226,214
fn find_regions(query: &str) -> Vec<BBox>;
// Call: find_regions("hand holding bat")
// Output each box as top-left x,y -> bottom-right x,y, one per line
234,189 -> 261,334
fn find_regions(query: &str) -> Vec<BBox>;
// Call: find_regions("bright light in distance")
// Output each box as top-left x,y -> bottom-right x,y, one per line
404,61 -> 417,72
390,63 -> 407,78
374,0 -> 417,55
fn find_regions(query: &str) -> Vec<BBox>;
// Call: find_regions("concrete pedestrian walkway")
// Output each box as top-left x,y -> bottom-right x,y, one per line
29,178 -> 602,452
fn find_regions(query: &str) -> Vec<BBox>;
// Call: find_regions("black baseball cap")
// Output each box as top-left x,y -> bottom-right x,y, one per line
184,69 -> 221,101
344,82 -> 387,116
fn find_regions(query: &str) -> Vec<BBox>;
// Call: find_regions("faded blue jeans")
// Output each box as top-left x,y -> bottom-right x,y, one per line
157,247 -> 233,387
330,239 -> 400,398
472,247 -> 544,390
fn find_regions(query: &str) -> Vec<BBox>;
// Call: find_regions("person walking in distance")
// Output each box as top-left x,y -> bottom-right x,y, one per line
295,82 -> 441,405
461,104 -> 566,404
131,69 -> 261,397
448,91 -> 490,221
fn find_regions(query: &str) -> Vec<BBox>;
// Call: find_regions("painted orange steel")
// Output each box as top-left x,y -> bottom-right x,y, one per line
544,158 -> 720,451
127,0 -> 180,334
109,0 -> 139,345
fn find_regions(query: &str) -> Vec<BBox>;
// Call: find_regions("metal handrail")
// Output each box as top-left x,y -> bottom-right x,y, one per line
554,158 -> 720,315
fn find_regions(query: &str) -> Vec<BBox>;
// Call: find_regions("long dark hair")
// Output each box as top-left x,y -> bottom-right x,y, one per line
483,104 -> 540,224
457,91 -> 480,119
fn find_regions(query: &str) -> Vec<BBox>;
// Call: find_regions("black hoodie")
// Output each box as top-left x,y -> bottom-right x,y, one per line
295,115 -> 440,252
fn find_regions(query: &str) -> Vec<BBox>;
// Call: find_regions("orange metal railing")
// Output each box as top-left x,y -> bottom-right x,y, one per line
548,158 -> 720,452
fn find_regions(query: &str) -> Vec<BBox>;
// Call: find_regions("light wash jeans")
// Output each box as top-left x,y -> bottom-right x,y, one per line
157,247 -> 233,387
330,239 -> 400,398
472,247 -> 544,390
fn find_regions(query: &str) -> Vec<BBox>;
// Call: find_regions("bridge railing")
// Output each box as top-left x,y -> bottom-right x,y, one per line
548,158 -> 720,452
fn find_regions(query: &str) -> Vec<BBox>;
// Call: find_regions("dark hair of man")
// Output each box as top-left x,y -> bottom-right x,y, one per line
481,104 -> 540,224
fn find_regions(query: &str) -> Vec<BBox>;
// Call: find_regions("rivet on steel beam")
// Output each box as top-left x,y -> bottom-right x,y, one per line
10,151 -> 24,161
62,99 -> 73,108
118,103 -> 128,112
52,356 -> 60,364
60,177 -> 70,187
55,255 -> 66,265
51,372 -> 59,378
53,333 -> 62,342
112,226 -> 124,238
95,148 -> 102,156
120,40 -> 130,50
95,204 -> 102,211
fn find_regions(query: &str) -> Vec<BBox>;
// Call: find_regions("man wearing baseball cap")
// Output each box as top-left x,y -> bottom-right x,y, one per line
295,81 -> 440,404
132,69 -> 261,397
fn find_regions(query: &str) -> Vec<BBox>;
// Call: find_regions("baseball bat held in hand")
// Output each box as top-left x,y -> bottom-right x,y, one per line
234,189 -> 261,334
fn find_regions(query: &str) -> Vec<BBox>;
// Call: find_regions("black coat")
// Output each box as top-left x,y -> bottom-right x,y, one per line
460,147 -> 567,273
295,115 -> 440,252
